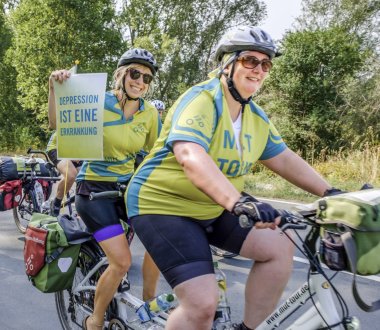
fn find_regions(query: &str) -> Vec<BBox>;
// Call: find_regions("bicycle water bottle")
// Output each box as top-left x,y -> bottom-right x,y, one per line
147,293 -> 177,313
34,180 -> 45,209
213,261 -> 232,329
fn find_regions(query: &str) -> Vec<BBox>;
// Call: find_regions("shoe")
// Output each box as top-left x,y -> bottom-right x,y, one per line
118,273 -> 130,292
232,323 -> 253,330
49,199 -> 60,216
82,315 -> 103,329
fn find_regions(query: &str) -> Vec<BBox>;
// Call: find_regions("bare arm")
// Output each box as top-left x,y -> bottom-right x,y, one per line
260,148 -> 331,197
173,141 -> 241,211
48,70 -> 71,129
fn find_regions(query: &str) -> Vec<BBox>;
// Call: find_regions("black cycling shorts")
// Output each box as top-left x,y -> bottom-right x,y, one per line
75,194 -> 128,242
47,149 -> 83,168
131,211 -> 251,288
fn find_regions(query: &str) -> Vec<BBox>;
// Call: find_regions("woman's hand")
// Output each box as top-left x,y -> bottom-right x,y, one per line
49,69 -> 71,90
48,69 -> 70,129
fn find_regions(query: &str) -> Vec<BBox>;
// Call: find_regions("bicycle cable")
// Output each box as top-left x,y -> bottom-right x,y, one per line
282,229 -> 350,329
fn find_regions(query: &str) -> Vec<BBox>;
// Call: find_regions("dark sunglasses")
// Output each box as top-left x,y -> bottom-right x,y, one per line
237,55 -> 273,72
128,68 -> 153,84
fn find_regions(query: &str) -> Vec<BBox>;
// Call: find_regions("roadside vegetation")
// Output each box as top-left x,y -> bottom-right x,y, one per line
0,0 -> 378,203
245,145 -> 380,203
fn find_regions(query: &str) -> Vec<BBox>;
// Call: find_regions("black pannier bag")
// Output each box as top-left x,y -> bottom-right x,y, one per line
0,156 -> 51,182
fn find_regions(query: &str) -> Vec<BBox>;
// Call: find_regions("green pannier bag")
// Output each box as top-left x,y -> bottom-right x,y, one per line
26,213 -> 81,293
317,188 -> 380,312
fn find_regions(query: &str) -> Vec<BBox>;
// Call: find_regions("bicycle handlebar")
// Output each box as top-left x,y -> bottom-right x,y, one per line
89,190 -> 123,201
89,184 -> 127,201
239,209 -> 314,231
24,175 -> 61,181
27,148 -> 53,165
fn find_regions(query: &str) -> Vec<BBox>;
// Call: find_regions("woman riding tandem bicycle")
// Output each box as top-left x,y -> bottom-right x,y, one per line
49,48 -> 162,330
126,26 -> 341,330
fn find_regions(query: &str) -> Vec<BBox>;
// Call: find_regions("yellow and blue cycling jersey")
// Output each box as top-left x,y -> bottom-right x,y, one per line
46,131 -> 57,151
126,78 -> 287,219
76,91 -> 162,183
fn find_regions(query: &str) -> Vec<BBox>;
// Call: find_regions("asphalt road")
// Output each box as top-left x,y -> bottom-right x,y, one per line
1,199 -> 380,330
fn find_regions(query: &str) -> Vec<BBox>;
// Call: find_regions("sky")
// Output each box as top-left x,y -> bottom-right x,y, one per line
260,0 -> 303,41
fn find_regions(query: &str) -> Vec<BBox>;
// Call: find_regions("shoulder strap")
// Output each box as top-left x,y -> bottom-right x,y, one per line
341,231 -> 380,312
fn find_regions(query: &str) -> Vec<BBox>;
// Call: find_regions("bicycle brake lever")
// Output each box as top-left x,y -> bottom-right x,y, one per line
279,214 -> 307,231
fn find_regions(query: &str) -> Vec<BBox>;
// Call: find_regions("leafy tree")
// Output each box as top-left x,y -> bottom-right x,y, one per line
119,0 -> 267,104
256,0 -> 379,157
0,1 -> 33,151
294,0 -> 380,150
258,28 -> 365,157
8,0 -> 125,145
339,63 -> 380,147
297,0 -> 380,49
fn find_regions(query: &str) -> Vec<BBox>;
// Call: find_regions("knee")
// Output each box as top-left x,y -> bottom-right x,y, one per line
186,293 -> 218,323
270,234 -> 295,277
109,258 -> 131,278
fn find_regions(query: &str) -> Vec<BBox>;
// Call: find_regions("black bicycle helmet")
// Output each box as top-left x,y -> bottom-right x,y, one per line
215,26 -> 279,62
117,48 -> 158,75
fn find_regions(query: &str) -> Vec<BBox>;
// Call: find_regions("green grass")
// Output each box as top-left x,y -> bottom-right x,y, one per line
244,145 -> 380,203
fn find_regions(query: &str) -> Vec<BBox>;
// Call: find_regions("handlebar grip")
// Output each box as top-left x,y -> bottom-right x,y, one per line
238,209 -> 308,231
239,214 -> 253,228
89,191 -> 122,201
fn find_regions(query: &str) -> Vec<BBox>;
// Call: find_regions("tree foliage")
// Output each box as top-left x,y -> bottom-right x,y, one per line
259,28 -> 365,156
297,0 -> 380,49
0,0 -> 378,154
0,1 -> 33,151
257,0 -> 379,157
119,0 -> 266,103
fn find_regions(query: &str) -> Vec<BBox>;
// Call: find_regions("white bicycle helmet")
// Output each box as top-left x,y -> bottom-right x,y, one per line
215,26 -> 279,62
117,48 -> 158,74
151,99 -> 165,111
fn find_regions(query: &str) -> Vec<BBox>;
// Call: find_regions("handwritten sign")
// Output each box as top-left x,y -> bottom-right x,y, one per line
53,73 -> 107,160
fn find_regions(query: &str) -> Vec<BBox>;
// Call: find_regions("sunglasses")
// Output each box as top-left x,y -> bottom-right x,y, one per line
237,55 -> 273,72
128,68 -> 153,84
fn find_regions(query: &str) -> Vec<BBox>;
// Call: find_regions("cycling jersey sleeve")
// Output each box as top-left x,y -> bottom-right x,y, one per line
259,120 -> 287,160
166,92 -> 215,152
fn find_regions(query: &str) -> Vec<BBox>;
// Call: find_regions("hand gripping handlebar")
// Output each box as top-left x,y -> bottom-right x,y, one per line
238,209 -> 309,231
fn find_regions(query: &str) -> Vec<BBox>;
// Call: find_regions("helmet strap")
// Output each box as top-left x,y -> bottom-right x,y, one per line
121,84 -> 139,101
225,53 -> 252,108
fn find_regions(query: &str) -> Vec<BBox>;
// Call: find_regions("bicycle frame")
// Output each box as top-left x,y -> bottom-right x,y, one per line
57,208 -> 363,330
255,212 -> 360,330
257,272 -> 346,330
72,254 -> 168,329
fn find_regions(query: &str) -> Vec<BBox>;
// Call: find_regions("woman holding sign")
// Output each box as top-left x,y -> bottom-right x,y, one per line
48,48 -> 162,330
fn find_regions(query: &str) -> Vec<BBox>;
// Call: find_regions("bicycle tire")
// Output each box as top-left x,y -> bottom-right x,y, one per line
210,245 -> 238,259
55,242 -> 116,330
12,188 -> 38,234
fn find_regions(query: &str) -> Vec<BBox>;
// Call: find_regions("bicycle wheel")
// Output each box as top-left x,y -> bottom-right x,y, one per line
210,245 -> 238,259
55,242 -> 116,329
12,188 -> 37,234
